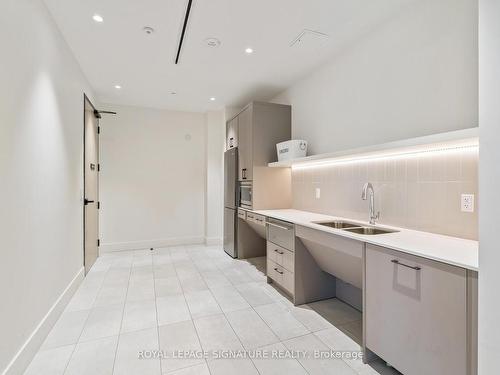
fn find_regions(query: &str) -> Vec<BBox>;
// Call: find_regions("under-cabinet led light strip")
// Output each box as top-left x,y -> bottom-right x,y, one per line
291,142 -> 479,170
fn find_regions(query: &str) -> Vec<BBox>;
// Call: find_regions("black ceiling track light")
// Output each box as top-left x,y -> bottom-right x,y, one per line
175,0 -> 193,64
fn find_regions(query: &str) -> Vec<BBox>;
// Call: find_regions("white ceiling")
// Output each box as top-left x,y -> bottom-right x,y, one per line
43,0 -> 413,112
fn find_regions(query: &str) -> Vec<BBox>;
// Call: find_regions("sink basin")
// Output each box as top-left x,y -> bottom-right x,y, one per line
315,221 -> 360,229
343,227 -> 398,235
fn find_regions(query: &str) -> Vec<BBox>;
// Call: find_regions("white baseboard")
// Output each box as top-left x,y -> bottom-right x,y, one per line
100,236 -> 205,253
2,267 -> 85,375
205,237 -> 223,246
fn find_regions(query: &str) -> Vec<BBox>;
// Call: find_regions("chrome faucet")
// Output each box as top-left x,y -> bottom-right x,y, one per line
362,182 -> 380,225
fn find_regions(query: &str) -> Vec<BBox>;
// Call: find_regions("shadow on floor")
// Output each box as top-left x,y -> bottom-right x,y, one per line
308,298 -> 402,375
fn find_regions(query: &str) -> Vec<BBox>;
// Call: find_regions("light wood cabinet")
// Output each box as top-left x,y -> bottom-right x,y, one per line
365,244 -> 469,375
226,116 -> 238,150
266,218 -> 295,297
237,208 -> 246,220
226,102 -> 292,209
265,218 -> 337,306
267,218 -> 295,250
267,258 -> 294,295
227,102 -> 291,182
237,106 -> 253,180
267,241 -> 294,272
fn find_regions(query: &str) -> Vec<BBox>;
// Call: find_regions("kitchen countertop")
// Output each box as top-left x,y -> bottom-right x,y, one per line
242,208 -> 479,271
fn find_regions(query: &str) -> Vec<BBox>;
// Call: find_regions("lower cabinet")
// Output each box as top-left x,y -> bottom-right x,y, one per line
365,244 -> 469,375
266,218 -> 295,297
267,241 -> 294,272
267,257 -> 294,295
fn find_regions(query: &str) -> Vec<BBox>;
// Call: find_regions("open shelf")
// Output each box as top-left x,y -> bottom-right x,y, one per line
268,127 -> 478,168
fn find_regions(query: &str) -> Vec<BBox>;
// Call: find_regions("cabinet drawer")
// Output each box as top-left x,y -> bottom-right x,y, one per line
267,258 -> 294,295
365,244 -> 467,375
247,212 -> 266,226
237,209 -> 246,220
267,218 -> 294,250
267,241 -> 294,272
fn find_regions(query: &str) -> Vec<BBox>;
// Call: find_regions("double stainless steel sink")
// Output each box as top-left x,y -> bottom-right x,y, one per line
315,220 -> 398,235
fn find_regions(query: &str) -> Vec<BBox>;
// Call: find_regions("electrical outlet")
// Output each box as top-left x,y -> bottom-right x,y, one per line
315,188 -> 321,199
461,194 -> 475,213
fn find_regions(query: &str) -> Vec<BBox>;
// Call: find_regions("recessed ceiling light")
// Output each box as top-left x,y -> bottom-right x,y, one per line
114,85 -> 122,89
143,26 -> 155,35
210,97 -> 216,101
245,47 -> 254,54
93,14 -> 104,23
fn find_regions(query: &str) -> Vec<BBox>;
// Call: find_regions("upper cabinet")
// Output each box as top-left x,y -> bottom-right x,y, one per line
238,106 -> 253,180
226,116 -> 238,149
227,102 -> 291,182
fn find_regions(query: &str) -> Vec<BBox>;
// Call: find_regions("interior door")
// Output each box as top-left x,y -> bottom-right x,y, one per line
84,96 -> 99,274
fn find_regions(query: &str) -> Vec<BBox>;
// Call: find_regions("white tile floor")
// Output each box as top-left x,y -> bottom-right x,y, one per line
25,245 -> 400,375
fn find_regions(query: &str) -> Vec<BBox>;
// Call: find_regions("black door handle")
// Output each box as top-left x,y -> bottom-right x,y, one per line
84,199 -> 95,205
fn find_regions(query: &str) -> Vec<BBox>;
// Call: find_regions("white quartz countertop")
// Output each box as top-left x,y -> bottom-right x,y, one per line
244,208 -> 479,271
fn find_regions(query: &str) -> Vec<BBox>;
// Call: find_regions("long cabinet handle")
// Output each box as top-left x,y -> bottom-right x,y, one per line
391,259 -> 421,271
274,268 -> 284,275
274,249 -> 284,255
267,222 -> 292,231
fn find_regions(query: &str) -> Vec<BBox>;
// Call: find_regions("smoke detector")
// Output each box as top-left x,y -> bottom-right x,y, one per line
205,37 -> 221,48
143,26 -> 155,35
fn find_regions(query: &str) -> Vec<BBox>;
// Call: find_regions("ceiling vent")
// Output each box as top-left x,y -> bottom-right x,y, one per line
290,29 -> 329,47
175,0 -> 194,64
205,37 -> 221,48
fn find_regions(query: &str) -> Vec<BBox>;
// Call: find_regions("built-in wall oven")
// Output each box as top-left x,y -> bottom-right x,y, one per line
239,181 -> 253,209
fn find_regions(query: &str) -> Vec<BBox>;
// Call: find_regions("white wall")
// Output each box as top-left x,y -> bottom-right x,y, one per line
272,0 -> 478,155
0,0 -> 95,373
205,111 -> 225,244
99,105 -> 208,251
478,0 -> 500,373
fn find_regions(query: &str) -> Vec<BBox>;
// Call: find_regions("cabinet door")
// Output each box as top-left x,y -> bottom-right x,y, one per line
238,106 -> 253,180
226,117 -> 238,149
365,244 -> 467,375
267,219 -> 294,250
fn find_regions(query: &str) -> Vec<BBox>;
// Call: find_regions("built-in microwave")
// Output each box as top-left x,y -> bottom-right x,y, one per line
239,181 -> 253,209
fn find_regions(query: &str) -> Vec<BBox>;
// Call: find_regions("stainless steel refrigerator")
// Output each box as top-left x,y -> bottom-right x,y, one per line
223,148 -> 238,258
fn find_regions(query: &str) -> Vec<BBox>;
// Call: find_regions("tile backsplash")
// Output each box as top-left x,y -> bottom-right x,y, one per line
292,149 -> 478,240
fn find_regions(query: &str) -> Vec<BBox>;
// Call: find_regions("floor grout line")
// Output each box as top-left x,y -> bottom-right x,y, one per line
151,249 -> 164,375
202,268 -> 261,374
61,261 -> 113,374
33,245 -> 378,375
172,245 -> 213,375
215,255 -> 316,374
206,253 -> 291,375
109,254 -> 133,375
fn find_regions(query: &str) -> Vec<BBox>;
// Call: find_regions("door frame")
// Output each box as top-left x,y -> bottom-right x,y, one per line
83,93 -> 99,274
